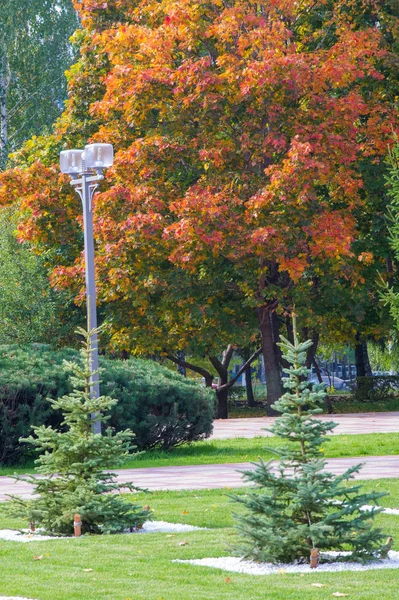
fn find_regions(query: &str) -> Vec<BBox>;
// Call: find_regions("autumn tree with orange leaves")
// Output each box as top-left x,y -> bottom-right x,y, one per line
1,0 -> 398,416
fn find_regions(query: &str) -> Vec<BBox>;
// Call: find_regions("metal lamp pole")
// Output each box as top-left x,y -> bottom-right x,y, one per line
60,143 -> 114,435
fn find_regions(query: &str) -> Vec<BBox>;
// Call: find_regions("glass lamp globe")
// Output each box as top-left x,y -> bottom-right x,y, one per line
60,149 -> 84,175
84,143 -> 114,169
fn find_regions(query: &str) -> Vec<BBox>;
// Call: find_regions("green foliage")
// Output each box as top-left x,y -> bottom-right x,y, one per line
351,376 -> 399,403
0,344 -> 75,464
0,343 -> 214,464
6,327 -> 148,535
0,207 -> 80,346
368,340 -> 399,373
0,0 -> 78,167
383,141 -> 399,332
104,359 -> 215,451
233,319 -> 387,564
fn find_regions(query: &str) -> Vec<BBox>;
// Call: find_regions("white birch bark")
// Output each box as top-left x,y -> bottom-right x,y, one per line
0,54 -> 10,170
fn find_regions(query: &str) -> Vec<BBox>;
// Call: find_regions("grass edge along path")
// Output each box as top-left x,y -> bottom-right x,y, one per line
1,432 -> 399,476
2,481 -> 399,599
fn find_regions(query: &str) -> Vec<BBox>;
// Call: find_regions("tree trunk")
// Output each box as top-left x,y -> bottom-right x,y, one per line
271,309 -> 284,370
285,315 -> 294,344
209,346 -> 234,419
258,304 -> 282,416
305,331 -> 319,370
355,337 -> 372,404
176,350 -> 186,377
363,343 -> 372,377
210,346 -> 263,419
355,338 -> 372,378
245,365 -> 256,407
0,55 -> 9,170
312,358 -> 323,384
215,385 -> 229,419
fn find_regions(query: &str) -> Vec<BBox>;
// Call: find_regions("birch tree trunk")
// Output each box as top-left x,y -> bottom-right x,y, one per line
0,54 -> 9,170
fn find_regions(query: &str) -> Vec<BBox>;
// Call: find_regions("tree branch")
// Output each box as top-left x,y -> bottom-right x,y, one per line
218,347 -> 262,392
208,354 -> 225,378
166,353 -> 214,384
222,344 -> 234,369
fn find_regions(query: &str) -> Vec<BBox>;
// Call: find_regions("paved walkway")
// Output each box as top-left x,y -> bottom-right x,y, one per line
1,455 -> 399,500
1,413 -> 398,501
211,412 -> 399,439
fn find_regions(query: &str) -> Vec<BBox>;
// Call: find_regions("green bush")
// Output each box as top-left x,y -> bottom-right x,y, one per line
6,329 -> 148,535
351,376 -> 399,402
103,358 -> 215,450
0,344 -> 215,464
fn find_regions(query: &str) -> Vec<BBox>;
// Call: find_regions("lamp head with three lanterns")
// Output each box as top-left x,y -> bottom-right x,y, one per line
60,143 -> 114,176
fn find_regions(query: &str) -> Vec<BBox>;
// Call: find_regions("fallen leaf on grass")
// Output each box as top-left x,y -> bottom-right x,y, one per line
179,541 -> 188,546
312,583 -> 327,588
332,594 -> 349,597
225,577 -> 232,584
33,555 -> 43,561
182,510 -> 189,515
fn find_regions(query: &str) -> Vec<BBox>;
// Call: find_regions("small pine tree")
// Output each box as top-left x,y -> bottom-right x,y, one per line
233,317 -> 387,563
7,327 -> 149,535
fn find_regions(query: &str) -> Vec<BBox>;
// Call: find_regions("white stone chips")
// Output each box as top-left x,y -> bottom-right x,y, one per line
137,520 -> 206,534
0,597 -> 38,600
0,530 -> 61,543
174,551 -> 399,576
0,521 -> 206,543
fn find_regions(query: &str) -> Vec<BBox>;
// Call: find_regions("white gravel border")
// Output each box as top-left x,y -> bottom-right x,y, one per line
0,530 -> 60,543
137,521 -> 207,534
0,597 -> 37,600
0,521 -> 206,542
174,551 -> 399,575
362,505 -> 399,515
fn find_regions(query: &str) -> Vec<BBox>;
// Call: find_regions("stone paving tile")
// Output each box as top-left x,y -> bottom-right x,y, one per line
1,413 -> 398,501
1,455 -> 399,499
211,412 -> 399,439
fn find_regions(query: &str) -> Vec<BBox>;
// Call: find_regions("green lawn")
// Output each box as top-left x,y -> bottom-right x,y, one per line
1,480 -> 399,599
1,432 -> 399,476
122,432 -> 399,469
229,398 -> 399,417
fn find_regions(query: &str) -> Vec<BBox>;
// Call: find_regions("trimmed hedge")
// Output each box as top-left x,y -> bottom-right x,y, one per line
0,344 -> 215,464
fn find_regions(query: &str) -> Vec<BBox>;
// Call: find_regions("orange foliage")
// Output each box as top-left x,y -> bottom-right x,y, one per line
0,0 -> 397,350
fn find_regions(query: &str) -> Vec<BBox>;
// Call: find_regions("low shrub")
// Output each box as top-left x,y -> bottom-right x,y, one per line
350,376 -> 399,402
104,358 -> 215,450
0,344 -> 215,464
6,329 -> 148,535
227,386 -> 247,401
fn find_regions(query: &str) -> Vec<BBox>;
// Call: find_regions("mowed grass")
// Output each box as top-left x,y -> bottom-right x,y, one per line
1,480 -> 399,599
229,398 -> 399,417
122,432 -> 399,469
1,432 -> 399,476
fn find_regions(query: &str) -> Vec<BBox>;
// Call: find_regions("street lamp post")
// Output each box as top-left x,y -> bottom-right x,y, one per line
60,143 -> 114,434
